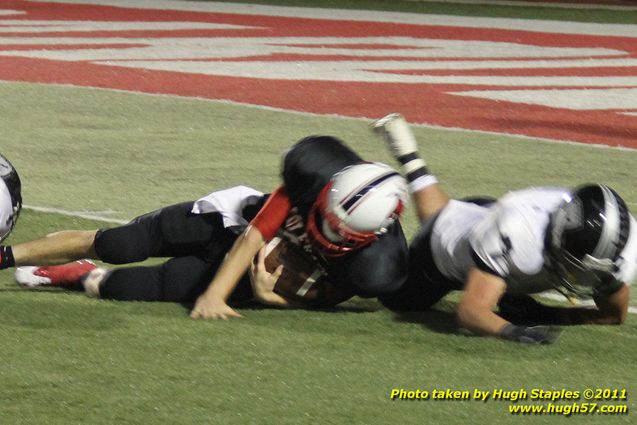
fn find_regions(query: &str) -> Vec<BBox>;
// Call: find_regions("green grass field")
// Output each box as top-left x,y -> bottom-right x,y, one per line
1,1 -> 637,424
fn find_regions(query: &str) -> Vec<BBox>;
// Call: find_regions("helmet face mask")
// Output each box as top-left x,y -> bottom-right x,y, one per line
551,250 -> 612,298
548,184 -> 629,298
307,162 -> 408,257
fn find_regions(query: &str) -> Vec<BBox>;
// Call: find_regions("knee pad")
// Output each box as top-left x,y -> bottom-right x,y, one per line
94,225 -> 153,264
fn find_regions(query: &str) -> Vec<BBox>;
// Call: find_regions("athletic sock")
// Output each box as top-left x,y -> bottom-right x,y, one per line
0,246 -> 15,270
396,153 -> 438,193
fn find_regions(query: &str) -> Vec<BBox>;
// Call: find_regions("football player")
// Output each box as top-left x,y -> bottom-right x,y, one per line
372,114 -> 636,344
3,136 -> 409,319
0,154 -> 22,244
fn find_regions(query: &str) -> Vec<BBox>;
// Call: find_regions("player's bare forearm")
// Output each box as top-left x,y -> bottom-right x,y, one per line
457,268 -> 509,336
206,225 -> 264,301
561,285 -> 628,325
529,285 -> 629,325
412,184 -> 450,223
257,291 -> 292,307
191,226 -> 264,320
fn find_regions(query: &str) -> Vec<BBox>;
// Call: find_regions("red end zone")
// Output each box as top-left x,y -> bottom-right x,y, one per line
1,0 -> 636,148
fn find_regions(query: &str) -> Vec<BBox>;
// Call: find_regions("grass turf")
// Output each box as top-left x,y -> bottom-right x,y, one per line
204,0 -> 637,24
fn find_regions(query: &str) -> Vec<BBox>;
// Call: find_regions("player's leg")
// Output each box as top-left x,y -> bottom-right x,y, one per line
2,201 -> 220,270
7,230 -> 98,267
95,256 -> 253,303
372,113 -> 449,222
94,202 -> 235,265
16,255 -> 219,301
379,225 -> 458,311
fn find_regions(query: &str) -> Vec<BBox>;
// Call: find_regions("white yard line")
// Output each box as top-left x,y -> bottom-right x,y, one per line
32,0 -> 637,38
23,204 -> 128,224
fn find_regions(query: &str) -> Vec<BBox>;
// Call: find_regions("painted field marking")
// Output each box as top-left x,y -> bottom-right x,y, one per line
2,0 -> 636,147
24,205 -> 128,224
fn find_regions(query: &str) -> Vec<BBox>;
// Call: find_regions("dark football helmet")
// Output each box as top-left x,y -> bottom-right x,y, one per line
548,184 -> 631,297
0,154 -> 22,242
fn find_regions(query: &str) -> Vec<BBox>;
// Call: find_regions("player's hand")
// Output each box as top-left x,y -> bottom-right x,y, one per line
499,324 -> 562,344
371,113 -> 419,159
190,294 -> 243,320
249,246 -> 284,303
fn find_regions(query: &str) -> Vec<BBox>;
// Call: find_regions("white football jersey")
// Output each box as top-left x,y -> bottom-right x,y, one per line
430,187 -> 637,295
191,185 -> 264,228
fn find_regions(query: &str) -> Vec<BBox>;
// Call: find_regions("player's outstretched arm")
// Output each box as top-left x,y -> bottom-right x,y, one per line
592,284 -> 629,324
371,113 -> 449,222
458,268 -> 561,344
499,285 -> 629,326
191,225 -> 265,320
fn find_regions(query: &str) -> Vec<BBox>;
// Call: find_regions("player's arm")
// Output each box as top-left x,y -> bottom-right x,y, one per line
457,267 -> 509,336
533,284 -> 629,325
191,226 -> 264,319
191,186 -> 291,320
372,113 -> 449,222
458,268 -> 561,344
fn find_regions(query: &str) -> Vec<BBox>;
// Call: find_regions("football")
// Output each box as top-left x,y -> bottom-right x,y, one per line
260,237 -> 350,307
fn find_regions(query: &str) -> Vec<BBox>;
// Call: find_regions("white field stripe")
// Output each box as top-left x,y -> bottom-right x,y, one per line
0,21 -> 253,32
97,61 -> 637,87
400,0 -> 637,11
24,204 -> 128,224
4,79 -> 637,152
0,10 -> 25,16
453,88 -> 637,110
34,0 -> 637,38
540,292 -> 637,315
0,37 -> 621,60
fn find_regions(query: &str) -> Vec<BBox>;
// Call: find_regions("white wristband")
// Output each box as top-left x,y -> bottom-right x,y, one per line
409,175 -> 439,193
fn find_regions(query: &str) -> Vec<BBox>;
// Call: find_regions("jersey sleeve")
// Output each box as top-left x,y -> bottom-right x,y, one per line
469,205 -> 544,279
614,214 -> 637,285
249,186 -> 291,241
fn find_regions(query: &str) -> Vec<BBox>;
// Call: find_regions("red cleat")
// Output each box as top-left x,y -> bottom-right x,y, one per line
15,260 -> 97,289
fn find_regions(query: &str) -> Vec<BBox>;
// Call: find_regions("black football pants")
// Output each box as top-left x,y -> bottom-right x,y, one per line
92,202 -> 253,303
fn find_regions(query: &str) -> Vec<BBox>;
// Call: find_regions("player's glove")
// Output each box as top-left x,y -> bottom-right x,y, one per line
372,113 -> 420,160
499,324 -> 562,344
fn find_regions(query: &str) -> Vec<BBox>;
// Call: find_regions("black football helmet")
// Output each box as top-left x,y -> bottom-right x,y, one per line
548,184 -> 631,298
0,154 -> 22,242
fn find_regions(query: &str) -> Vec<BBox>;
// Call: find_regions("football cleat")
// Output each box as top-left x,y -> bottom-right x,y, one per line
15,260 -> 97,288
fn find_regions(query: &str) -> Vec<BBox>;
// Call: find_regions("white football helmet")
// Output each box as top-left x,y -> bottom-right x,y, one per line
307,162 -> 408,256
0,154 -> 22,243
